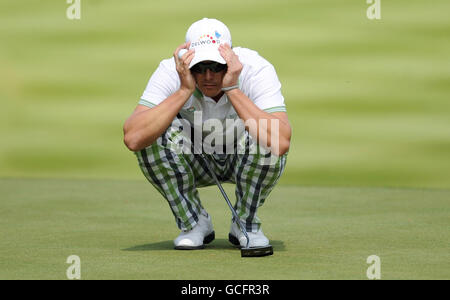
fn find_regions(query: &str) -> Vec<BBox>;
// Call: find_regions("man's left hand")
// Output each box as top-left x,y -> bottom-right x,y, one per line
219,43 -> 243,88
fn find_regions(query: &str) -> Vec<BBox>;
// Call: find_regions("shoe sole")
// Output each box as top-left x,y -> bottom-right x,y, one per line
174,231 -> 215,250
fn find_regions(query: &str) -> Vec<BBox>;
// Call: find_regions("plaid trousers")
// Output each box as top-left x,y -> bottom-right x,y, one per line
135,116 -> 288,232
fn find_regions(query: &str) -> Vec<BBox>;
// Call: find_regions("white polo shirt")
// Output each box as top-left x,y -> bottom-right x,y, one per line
138,47 -> 286,146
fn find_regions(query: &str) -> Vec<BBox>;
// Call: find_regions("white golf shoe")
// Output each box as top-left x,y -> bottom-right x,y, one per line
174,210 -> 215,250
228,221 -> 269,248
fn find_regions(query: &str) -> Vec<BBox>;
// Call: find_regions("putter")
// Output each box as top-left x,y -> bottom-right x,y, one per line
200,153 -> 273,257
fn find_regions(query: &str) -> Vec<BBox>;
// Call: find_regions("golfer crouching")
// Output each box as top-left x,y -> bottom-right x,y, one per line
123,18 -> 291,251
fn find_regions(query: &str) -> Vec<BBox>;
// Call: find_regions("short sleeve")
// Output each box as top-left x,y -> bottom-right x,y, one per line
247,64 -> 286,113
139,58 -> 180,108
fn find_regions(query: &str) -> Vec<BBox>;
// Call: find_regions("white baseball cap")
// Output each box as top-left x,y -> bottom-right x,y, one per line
185,18 -> 232,68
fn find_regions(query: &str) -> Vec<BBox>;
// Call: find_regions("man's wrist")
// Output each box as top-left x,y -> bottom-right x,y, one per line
221,84 -> 239,92
224,87 -> 241,97
177,88 -> 194,100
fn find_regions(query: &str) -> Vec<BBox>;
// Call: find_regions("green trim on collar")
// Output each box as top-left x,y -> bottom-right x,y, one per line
193,88 -> 203,99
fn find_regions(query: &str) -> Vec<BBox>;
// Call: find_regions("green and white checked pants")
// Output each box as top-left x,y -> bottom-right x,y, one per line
135,117 -> 287,232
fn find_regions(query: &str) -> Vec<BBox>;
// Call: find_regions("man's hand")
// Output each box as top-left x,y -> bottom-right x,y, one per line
219,43 -> 243,88
174,42 -> 196,95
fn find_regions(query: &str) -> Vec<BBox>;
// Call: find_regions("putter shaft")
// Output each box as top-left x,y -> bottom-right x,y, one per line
200,154 -> 250,248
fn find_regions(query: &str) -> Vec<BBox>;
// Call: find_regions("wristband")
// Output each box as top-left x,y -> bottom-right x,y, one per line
221,84 -> 239,92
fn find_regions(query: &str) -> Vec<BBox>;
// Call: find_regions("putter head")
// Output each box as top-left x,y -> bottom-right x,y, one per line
241,245 -> 273,257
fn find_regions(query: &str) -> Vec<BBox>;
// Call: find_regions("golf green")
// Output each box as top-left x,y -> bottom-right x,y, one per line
0,178 -> 448,280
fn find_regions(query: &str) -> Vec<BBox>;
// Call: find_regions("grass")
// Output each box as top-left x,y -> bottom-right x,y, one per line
0,0 -> 449,280
0,178 -> 448,280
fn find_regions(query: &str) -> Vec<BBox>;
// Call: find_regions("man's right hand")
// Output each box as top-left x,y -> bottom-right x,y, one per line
174,42 -> 196,95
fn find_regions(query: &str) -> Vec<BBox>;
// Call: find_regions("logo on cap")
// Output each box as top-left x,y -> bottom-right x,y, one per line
191,32 -> 222,47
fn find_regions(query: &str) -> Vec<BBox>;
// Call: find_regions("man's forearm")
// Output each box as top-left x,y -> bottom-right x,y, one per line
225,89 -> 291,156
123,89 -> 191,151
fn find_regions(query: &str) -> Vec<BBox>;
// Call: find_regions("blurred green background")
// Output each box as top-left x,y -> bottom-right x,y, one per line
1,0 -> 449,188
